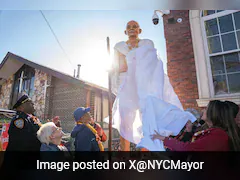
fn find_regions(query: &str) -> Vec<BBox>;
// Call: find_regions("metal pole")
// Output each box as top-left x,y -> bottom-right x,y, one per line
107,37 -> 112,151
76,64 -> 81,78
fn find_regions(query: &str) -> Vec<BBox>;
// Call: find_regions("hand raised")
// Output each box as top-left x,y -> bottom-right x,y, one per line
150,130 -> 165,141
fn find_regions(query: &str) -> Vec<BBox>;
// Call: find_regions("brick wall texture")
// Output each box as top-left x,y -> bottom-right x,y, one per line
163,10 -> 200,110
45,77 -> 88,132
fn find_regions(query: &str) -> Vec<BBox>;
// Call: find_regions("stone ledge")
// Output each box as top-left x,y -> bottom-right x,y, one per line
197,96 -> 240,107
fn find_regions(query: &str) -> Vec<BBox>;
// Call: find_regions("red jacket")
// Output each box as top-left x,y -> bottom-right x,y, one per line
94,123 -> 107,142
164,128 -> 229,151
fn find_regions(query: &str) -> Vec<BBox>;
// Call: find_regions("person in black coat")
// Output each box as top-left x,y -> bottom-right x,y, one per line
3,94 -> 42,171
3,94 -> 61,171
6,94 -> 42,151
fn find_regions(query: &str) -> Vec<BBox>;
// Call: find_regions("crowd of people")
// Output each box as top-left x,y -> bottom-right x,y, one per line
0,77 -> 239,172
0,93 -> 239,154
0,96 -> 238,180
0,94 -> 107,166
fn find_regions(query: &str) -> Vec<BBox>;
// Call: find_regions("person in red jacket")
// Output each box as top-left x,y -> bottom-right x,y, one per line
151,100 -> 240,151
89,117 -> 107,142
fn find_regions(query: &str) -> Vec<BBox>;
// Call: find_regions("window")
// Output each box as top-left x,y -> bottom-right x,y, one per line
11,65 -> 35,107
202,10 -> 224,17
202,10 -> 240,96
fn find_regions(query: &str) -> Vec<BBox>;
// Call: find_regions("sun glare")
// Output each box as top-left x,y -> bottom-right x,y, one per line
79,40 -> 113,88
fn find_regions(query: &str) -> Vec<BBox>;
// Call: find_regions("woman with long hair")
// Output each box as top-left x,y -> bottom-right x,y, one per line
151,100 -> 240,151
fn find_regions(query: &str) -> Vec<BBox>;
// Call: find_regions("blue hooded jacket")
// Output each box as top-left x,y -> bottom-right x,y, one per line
71,124 -> 100,151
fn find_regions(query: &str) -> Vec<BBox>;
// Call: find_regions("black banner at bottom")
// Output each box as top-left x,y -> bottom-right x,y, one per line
0,152 -> 239,180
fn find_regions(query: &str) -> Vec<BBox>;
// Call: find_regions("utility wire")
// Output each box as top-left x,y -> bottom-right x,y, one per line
39,10 -> 74,68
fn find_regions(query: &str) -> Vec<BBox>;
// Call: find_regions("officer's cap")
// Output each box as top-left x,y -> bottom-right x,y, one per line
13,93 -> 31,109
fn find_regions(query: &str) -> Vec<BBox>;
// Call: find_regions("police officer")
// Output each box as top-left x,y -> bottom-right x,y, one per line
6,94 -> 42,151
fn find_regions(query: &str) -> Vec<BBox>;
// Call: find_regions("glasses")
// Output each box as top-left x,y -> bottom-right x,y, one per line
52,127 -> 62,134
126,24 -> 139,29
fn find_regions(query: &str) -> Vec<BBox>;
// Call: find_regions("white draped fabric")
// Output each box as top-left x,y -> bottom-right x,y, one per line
104,39 -> 196,151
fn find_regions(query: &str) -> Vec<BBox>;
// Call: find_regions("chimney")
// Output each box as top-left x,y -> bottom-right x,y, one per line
73,69 -> 76,77
76,64 -> 81,78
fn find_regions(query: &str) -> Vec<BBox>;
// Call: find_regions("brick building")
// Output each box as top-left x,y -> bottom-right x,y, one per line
162,10 -> 240,110
0,52 -> 111,133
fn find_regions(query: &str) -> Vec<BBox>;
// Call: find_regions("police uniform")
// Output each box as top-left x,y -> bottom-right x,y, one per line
6,95 -> 42,151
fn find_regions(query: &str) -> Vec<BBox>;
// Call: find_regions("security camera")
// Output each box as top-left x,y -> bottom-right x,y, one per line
152,10 -> 170,25
152,13 -> 159,25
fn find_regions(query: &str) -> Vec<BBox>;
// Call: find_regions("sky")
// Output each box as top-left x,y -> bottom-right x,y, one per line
0,10 -> 167,88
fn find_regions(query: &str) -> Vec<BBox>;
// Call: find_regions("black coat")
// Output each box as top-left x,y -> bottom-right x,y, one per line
6,111 -> 41,151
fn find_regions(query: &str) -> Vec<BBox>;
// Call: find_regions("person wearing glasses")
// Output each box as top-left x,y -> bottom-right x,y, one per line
37,122 -> 67,151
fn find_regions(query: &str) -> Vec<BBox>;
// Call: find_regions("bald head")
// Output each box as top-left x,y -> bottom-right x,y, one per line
125,20 -> 142,37
126,20 -> 140,28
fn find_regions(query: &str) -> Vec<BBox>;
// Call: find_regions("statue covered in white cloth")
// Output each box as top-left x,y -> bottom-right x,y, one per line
105,20 -> 196,151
